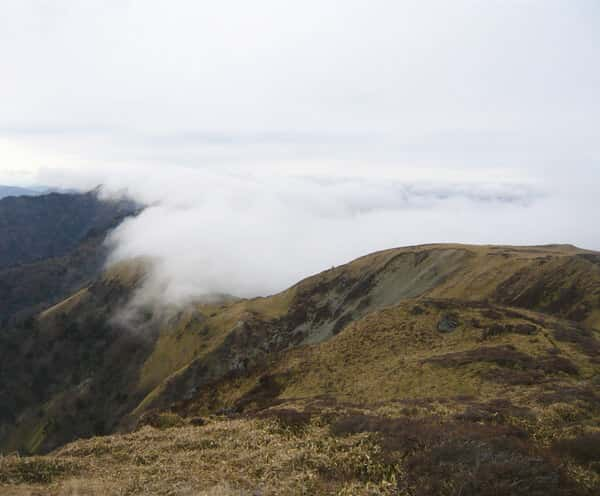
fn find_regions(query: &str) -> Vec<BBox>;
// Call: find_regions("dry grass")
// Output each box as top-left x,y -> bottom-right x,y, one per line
0,455 -> 80,485
4,243 -> 600,496
130,243 -> 600,420
189,298 -> 598,412
1,418 -> 400,495
2,399 -> 599,496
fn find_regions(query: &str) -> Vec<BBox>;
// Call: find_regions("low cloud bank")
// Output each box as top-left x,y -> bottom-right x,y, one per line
41,164 -> 555,306
36,162 -> 600,308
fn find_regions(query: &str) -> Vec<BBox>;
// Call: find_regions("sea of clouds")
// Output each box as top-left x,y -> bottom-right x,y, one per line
34,162 -> 597,306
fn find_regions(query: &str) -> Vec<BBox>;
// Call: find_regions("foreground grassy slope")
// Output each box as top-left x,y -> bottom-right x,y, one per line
1,243 -> 600,494
2,366 -> 599,495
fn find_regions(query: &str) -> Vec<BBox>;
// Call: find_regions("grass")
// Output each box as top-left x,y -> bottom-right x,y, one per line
1,418 -> 401,495
3,243 -> 600,495
136,288 -> 296,396
2,399 -> 598,495
0,455 -> 79,484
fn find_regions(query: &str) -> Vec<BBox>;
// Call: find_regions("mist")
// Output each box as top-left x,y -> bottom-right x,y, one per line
30,162 -> 594,305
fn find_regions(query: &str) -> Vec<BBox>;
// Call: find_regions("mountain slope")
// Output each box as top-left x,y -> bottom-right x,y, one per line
0,189 -> 136,270
141,244 -> 599,413
1,244 -> 599,495
0,190 -> 138,324
0,186 -> 40,199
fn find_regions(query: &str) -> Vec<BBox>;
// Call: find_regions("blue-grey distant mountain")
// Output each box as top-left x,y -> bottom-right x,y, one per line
0,184 -> 75,199
0,185 -> 41,199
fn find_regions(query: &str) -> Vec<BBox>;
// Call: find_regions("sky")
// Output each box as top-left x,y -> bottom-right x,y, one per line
1,1 -> 599,300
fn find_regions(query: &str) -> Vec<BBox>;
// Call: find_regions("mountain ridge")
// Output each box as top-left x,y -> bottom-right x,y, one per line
1,242 -> 599,494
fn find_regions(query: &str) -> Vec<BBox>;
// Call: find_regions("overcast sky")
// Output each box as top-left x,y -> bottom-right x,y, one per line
1,1 -> 599,299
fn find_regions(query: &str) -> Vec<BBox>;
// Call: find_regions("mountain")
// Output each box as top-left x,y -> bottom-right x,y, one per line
0,189 -> 137,269
1,243 -> 599,495
0,185 -> 40,199
0,190 -> 139,325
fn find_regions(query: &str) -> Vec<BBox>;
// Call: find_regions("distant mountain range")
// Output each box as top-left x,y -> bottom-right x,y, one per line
0,184 -> 78,200
0,185 -> 42,199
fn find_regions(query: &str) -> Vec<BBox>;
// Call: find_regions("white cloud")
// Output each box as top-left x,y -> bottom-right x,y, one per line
34,162 -> 592,304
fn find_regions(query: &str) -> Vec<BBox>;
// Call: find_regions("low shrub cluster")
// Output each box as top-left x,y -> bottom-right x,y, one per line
481,322 -> 537,339
552,325 -> 600,357
256,408 -> 312,435
330,413 -> 581,496
426,345 -> 579,378
138,411 -> 186,430
0,455 -> 78,484
552,432 -> 600,466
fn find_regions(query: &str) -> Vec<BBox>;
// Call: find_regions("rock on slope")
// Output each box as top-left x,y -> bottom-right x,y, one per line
1,244 -> 599,495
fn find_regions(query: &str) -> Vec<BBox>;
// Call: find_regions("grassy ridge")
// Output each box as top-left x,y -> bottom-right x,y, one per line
1,244 -> 600,494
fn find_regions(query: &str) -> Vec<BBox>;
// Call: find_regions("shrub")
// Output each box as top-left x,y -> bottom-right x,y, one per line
426,346 -> 578,377
259,408 -> 312,435
138,411 -> 185,430
0,456 -> 78,484
330,414 -> 579,495
553,432 -> 600,465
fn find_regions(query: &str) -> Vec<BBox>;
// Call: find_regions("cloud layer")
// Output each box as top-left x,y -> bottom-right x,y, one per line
42,163 -> 586,304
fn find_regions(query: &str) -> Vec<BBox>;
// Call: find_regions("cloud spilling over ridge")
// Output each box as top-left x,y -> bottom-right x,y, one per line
34,161 -> 600,307
32,164 -> 551,305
